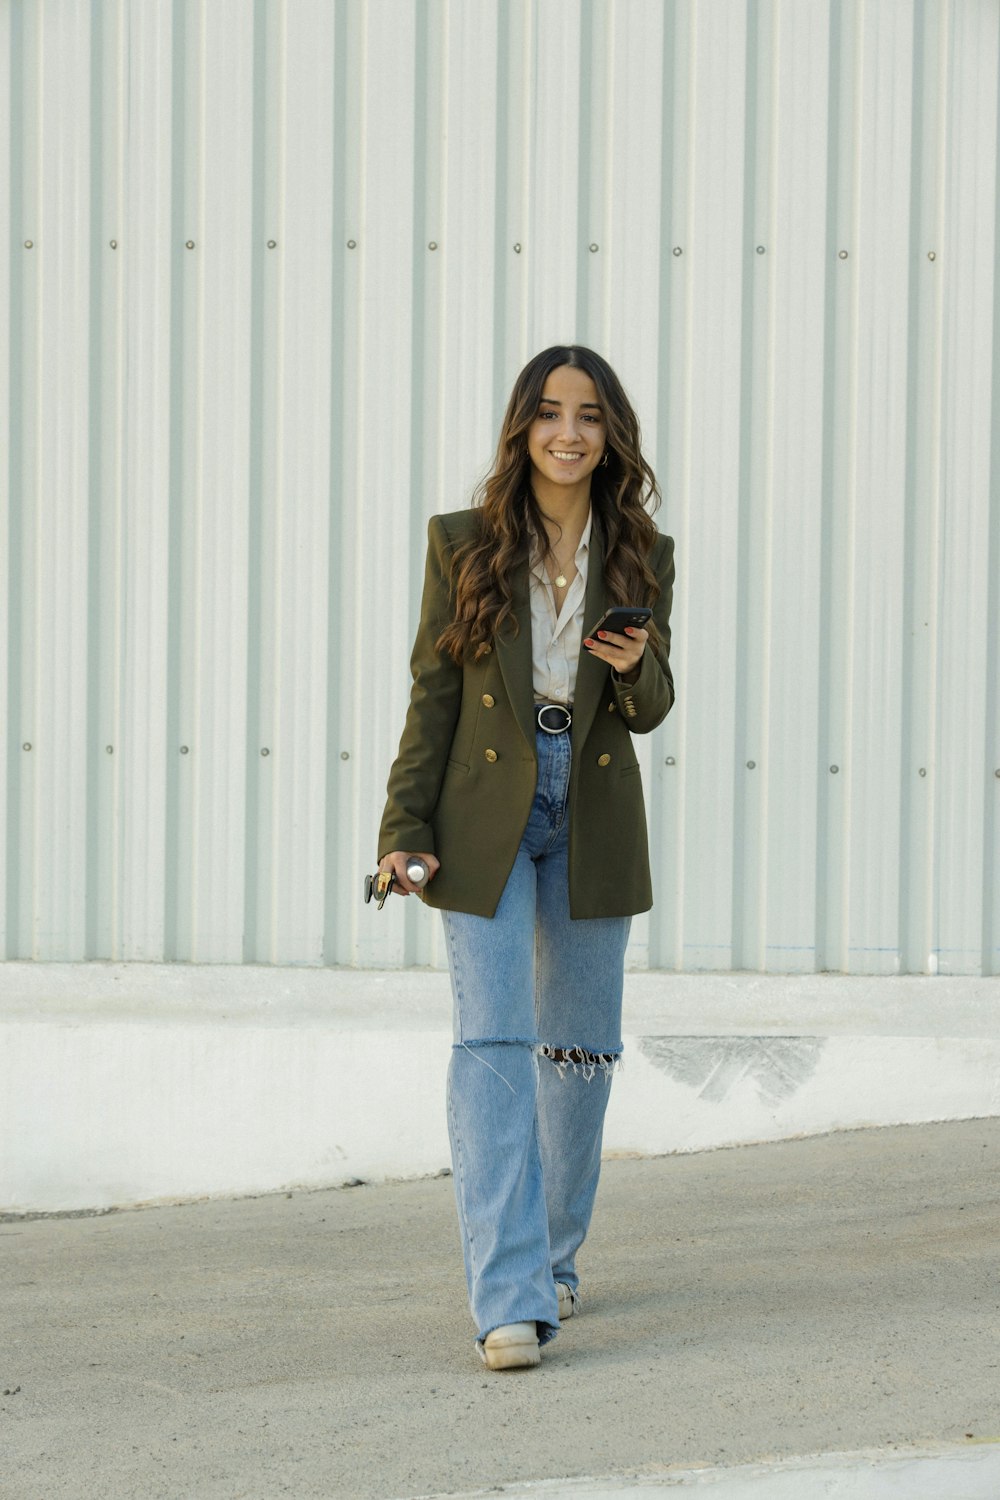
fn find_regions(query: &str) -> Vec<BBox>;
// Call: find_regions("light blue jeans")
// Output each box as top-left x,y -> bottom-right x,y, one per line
441,726 -> 631,1349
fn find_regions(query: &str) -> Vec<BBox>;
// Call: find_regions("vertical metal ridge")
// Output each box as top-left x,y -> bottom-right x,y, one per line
2,2 -> 25,957
0,0 -> 9,957
815,0 -> 846,972
408,0 -> 430,596
402,0 -> 432,968
731,0 -> 763,970
974,0 -> 1000,979
648,0 -> 681,970
322,0 -> 350,966
491,0 -> 511,423
120,0 -> 173,961
162,0 -> 187,960
242,0 -> 269,964
986,0 -> 1000,975
84,0 -> 106,957
574,0 -> 594,342
898,0 -> 942,975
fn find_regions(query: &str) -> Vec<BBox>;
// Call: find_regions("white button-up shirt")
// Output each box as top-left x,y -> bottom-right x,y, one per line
527,509 -> 592,705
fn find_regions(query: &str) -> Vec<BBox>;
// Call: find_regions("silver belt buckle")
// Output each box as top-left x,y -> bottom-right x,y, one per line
536,703 -> 572,734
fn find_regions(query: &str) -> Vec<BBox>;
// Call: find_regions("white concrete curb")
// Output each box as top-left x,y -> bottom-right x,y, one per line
3,964 -> 999,1213
407,1442 -> 1000,1498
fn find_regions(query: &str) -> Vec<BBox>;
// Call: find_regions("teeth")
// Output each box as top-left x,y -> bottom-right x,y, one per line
551,451 -> 582,460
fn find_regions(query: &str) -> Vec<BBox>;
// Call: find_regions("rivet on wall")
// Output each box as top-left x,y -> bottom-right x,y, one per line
589,243 -> 599,253
838,249 -> 848,260
109,240 -> 118,249
927,251 -> 936,261
746,760 -> 756,770
830,764 -> 839,773
665,756 -> 676,766
260,748 -> 270,757
267,240 -> 277,249
185,240 -> 195,250
180,745 -> 190,755
918,767 -> 927,777
24,240 -> 34,249
340,751 -> 350,761
995,769 -> 1000,779
672,246 -> 683,256
347,239 -> 357,249
105,745 -> 114,755
756,245 -> 766,254
22,742 -> 32,751
428,241 -> 438,251
513,242 -> 522,253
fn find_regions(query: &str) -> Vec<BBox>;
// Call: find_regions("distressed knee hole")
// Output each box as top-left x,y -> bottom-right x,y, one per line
539,1045 -> 621,1082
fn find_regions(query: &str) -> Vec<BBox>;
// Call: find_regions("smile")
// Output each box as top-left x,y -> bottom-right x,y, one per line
549,450 -> 584,461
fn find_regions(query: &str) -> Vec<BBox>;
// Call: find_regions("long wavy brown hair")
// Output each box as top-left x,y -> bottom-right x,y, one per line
436,345 -> 662,663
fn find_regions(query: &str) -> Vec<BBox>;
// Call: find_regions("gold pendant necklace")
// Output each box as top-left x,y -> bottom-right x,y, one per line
554,572 -> 567,588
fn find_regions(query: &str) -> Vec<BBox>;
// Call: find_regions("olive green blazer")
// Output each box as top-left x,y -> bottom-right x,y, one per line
378,508 -> 675,919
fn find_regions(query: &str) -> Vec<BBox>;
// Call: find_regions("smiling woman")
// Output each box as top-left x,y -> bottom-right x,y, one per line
434,345 -> 666,670
375,344 -> 676,1372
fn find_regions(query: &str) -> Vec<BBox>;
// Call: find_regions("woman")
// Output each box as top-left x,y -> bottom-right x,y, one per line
377,344 -> 675,1370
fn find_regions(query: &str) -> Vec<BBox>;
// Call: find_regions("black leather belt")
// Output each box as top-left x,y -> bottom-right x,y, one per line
535,702 -> 572,734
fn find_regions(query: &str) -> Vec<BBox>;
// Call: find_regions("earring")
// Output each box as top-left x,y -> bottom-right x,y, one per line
600,449 -> 611,468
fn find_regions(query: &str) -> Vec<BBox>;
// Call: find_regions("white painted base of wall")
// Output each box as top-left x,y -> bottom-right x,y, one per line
3,964 -> 998,1214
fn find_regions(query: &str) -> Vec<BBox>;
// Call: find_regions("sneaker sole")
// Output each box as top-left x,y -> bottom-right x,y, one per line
480,1336 -> 541,1371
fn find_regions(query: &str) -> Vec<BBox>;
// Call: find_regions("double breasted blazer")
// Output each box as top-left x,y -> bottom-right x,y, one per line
378,508 -> 675,919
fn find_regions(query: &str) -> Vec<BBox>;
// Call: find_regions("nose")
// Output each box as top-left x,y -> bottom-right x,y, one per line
557,411 -> 582,442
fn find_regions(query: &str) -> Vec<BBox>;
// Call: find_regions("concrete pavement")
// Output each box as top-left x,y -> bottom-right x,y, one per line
3,1117 -> 999,1499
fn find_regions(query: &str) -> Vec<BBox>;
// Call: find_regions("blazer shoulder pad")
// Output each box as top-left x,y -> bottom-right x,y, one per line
651,529 -> 675,567
432,508 -> 481,546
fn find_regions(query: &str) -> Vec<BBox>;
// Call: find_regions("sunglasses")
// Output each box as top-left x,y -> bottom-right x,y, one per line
363,869 -> 396,910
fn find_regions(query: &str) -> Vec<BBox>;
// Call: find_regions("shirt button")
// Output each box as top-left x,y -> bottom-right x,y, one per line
485,748 -> 498,763
597,753 -> 612,767
482,694 -> 495,708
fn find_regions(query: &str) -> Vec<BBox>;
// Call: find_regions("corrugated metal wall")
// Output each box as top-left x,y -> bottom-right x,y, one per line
2,0 -> 998,975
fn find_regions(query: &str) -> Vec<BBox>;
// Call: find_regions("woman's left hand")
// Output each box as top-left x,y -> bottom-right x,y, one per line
583,625 -> 647,682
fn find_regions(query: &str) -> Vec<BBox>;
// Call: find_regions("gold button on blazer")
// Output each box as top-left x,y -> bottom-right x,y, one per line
378,509 -> 676,920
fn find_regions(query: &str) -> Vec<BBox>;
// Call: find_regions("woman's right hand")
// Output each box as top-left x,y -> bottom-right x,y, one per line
378,851 -> 441,895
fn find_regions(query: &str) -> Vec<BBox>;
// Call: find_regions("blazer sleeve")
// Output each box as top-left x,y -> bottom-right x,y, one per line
377,515 -> 463,858
611,532 -> 676,734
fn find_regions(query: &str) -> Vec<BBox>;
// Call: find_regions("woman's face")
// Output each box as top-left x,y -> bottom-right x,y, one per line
526,364 -> 606,497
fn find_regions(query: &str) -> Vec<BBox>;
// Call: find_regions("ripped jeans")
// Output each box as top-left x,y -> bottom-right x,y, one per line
441,726 -> 630,1349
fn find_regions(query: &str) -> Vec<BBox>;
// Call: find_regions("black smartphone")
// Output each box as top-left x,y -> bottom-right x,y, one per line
586,606 -> 652,640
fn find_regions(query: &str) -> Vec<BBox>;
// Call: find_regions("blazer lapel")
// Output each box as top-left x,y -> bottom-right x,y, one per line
495,559 -> 538,755
570,521 -> 610,757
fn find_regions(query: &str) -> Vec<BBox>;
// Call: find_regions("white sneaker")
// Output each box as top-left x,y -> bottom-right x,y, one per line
557,1283 -> 580,1319
479,1322 -> 541,1370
